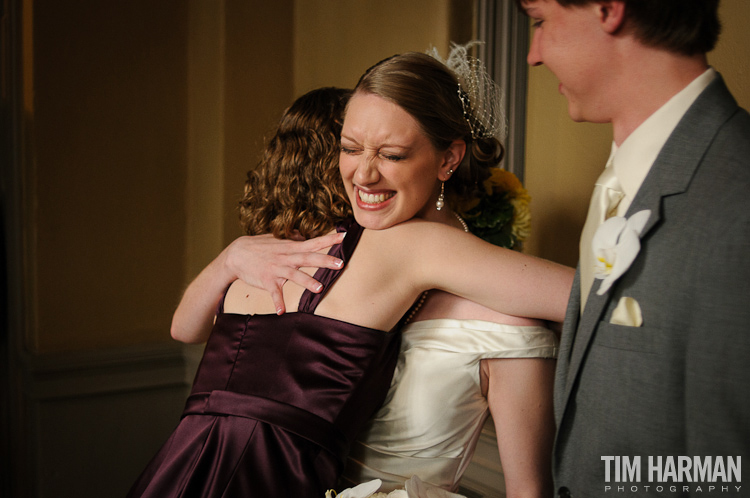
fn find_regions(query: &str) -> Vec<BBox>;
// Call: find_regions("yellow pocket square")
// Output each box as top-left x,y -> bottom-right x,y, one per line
610,297 -> 643,327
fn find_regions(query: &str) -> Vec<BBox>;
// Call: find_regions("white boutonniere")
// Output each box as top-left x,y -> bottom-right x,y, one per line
592,209 -> 651,295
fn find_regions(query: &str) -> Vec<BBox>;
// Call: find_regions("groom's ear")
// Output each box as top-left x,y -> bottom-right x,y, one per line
596,1 -> 626,34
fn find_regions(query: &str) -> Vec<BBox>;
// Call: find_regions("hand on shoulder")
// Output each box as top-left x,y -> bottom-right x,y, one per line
221,231 -> 346,314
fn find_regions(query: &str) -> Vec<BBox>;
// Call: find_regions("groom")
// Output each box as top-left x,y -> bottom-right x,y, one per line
517,1 -> 750,496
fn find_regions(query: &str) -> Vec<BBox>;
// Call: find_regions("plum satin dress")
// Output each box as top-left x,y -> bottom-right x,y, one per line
128,218 -> 400,498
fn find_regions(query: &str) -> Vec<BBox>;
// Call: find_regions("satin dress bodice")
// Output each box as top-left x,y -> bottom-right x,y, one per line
342,318 -> 558,491
128,219 -> 400,498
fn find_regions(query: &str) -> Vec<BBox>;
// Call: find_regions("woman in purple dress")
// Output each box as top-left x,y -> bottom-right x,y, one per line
128,87 -> 401,498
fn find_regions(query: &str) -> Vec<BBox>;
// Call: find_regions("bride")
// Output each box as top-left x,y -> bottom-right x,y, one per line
334,48 -> 558,496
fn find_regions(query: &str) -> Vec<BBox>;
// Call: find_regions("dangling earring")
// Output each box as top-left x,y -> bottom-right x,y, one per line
436,169 -> 453,211
436,182 -> 445,211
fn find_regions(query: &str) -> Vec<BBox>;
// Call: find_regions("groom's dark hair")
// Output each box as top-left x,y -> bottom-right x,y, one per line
516,0 -> 721,56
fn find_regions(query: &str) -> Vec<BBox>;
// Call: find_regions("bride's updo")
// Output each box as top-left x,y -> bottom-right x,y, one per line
351,47 -> 506,207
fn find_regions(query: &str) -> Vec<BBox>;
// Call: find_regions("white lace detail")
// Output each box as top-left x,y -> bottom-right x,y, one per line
427,41 -> 507,141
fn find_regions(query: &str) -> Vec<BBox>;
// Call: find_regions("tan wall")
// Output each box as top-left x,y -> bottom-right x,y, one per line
293,0 -> 463,95
708,0 -> 750,109
523,0 -> 750,267
29,0 -> 190,352
25,0 -> 294,352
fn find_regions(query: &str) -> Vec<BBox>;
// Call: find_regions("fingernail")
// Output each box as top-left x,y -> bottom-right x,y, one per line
314,283 -> 323,292
334,259 -> 343,268
276,307 -> 284,315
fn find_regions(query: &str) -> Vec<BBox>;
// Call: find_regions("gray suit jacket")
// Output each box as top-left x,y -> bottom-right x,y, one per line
553,75 -> 750,497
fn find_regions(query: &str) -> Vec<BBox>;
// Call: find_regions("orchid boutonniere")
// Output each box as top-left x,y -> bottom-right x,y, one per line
592,209 -> 651,295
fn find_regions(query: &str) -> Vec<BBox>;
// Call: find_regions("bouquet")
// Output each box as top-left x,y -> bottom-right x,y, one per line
456,167 -> 531,250
326,477 -> 465,498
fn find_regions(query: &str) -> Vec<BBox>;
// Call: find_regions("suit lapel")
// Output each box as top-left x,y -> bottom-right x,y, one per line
556,74 -> 740,425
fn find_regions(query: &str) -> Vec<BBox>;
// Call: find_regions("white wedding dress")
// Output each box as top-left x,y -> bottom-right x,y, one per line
340,318 -> 558,492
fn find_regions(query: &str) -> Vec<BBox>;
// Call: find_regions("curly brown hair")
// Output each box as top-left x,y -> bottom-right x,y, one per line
239,87 -> 353,239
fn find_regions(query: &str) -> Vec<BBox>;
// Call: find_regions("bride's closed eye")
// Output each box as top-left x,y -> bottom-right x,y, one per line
380,152 -> 405,162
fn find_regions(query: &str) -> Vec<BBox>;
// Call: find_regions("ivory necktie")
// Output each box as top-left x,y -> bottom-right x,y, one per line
579,162 -> 625,311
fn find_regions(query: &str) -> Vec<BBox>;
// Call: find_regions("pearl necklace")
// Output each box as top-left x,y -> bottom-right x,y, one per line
453,210 -> 469,233
402,212 -> 469,325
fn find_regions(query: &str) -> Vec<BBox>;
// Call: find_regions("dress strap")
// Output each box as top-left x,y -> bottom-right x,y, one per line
216,284 -> 232,314
298,218 -> 364,314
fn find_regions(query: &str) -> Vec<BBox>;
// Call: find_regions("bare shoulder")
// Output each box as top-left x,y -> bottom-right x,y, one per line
223,279 -> 287,315
361,218 -> 472,249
